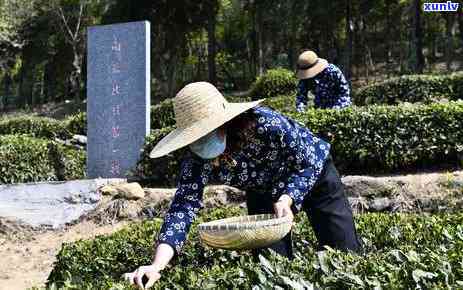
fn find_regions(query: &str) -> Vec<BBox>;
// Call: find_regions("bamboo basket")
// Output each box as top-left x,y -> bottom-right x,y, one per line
198,214 -> 292,250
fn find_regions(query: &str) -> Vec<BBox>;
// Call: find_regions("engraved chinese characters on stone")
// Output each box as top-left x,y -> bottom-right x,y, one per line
87,21 -> 151,178
112,105 -> 121,116
112,126 -> 120,138
112,36 -> 121,52
110,160 -> 121,175
112,82 -> 121,96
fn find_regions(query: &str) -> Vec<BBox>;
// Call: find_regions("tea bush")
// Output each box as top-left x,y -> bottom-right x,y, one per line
133,126 -> 184,187
137,102 -> 463,186
65,112 -> 87,136
0,135 -> 85,184
0,115 -> 71,139
47,206 -> 463,289
59,144 -> 86,181
263,94 -> 296,113
293,101 -> 463,174
249,68 -> 298,100
354,72 -> 463,105
151,100 -> 176,130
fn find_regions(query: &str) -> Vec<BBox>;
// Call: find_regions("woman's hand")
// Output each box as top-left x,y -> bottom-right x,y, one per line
122,243 -> 174,289
274,194 -> 294,223
123,265 -> 161,289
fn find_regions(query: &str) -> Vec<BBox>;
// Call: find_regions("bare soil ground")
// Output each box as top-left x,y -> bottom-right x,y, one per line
0,220 -> 129,290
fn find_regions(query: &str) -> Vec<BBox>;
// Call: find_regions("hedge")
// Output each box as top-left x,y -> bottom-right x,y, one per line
0,114 -> 88,139
65,112 -> 86,136
354,72 -> 463,105
151,100 -> 176,130
295,101 -> 463,173
0,135 -> 85,184
46,206 -> 463,289
133,126 -> 182,187
263,94 -> 297,113
249,68 -> 298,100
136,102 -> 463,186
0,116 -> 71,139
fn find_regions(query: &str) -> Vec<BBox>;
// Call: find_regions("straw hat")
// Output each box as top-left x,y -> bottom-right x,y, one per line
149,82 -> 265,159
296,50 -> 329,79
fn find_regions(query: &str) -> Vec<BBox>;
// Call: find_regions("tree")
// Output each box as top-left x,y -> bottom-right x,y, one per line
287,0 -> 298,69
410,0 -> 424,73
444,13 -> 457,71
0,0 -> 29,72
343,0 -> 354,82
385,0 -> 392,66
51,0 -> 87,102
459,13 -> 463,69
255,1 -> 264,76
207,1 -> 219,85
0,0 -> 38,107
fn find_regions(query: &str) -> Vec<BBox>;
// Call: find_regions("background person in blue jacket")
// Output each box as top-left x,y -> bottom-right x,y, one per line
296,50 -> 352,112
124,82 -> 362,289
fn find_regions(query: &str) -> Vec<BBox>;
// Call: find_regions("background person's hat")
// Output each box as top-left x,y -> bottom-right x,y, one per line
296,50 -> 329,79
149,82 -> 264,159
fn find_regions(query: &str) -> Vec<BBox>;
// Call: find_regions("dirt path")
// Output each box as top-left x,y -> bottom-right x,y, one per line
0,220 -> 129,290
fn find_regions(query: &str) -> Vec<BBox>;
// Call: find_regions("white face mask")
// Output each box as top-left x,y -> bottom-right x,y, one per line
189,129 -> 226,159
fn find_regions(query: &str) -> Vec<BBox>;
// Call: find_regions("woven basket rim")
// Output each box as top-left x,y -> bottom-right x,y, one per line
198,214 -> 292,231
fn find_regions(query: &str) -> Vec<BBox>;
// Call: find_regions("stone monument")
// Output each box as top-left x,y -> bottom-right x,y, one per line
87,21 -> 151,178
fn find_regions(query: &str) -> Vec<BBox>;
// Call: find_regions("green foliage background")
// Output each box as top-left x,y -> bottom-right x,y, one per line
1,0 -> 461,109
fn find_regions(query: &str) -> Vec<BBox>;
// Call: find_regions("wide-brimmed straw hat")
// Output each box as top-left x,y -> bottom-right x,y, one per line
296,50 -> 329,80
149,82 -> 265,159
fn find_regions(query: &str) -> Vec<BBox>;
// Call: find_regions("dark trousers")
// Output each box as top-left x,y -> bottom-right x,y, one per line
246,156 -> 362,260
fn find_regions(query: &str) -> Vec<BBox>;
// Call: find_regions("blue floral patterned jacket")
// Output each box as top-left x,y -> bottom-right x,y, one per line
296,63 -> 351,111
157,106 -> 331,254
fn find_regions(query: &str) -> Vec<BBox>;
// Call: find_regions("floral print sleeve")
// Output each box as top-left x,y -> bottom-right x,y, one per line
157,155 -> 211,254
331,66 -> 352,109
312,64 -> 352,109
255,107 -> 330,212
276,171 -> 315,212
275,138 -> 329,212
296,80 -> 308,113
